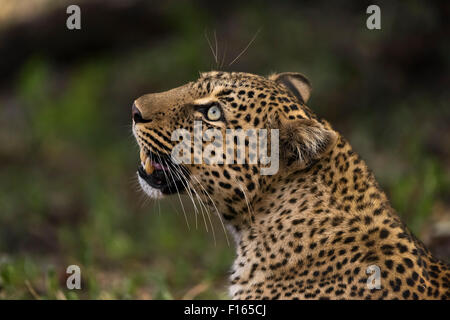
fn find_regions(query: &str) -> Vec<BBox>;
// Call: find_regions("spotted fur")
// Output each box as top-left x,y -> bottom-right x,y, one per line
132,71 -> 450,300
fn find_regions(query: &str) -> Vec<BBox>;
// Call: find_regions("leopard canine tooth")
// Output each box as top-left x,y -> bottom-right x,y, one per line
140,149 -> 147,164
144,157 -> 155,175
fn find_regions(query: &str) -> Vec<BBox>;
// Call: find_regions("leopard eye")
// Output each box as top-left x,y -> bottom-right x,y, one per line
206,104 -> 222,121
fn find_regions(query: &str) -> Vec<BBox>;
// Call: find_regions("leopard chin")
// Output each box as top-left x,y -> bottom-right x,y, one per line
137,174 -> 164,199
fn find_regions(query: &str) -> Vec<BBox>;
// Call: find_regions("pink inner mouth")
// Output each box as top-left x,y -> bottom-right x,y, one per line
152,161 -> 169,171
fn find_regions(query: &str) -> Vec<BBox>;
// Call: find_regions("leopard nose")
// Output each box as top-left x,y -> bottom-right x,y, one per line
132,102 -> 145,123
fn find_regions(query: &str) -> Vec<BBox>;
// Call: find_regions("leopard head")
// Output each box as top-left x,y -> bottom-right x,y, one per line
132,71 -> 337,224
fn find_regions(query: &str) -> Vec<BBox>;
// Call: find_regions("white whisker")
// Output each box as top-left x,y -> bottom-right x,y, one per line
229,28 -> 261,67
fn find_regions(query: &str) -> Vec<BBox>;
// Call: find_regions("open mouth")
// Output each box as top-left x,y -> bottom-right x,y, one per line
137,148 -> 188,195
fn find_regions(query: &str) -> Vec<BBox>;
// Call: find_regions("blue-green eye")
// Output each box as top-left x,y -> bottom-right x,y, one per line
207,105 -> 222,121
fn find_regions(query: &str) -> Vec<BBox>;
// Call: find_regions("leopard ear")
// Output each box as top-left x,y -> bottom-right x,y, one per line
279,118 -> 337,167
269,72 -> 312,104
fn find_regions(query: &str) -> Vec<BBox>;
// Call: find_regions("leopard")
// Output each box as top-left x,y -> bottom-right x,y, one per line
131,71 -> 450,300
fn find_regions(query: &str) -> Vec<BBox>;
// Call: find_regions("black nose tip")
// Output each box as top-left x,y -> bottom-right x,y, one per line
132,103 -> 144,123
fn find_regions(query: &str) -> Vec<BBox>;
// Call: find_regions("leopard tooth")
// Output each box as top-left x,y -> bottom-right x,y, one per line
144,157 -> 155,175
140,149 -> 147,164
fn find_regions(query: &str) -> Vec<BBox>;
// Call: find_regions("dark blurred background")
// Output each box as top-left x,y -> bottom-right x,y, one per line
0,0 -> 449,299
